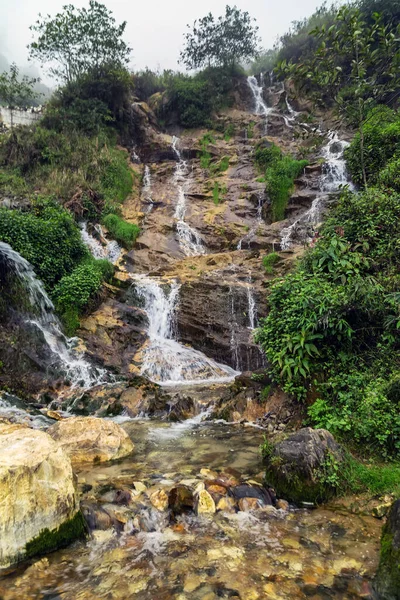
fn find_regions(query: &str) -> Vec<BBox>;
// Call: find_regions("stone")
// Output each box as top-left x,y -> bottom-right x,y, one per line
133,482 -> 147,493
196,490 -> 216,515
374,499 -> 400,599
231,484 -> 272,506
150,489 -> 169,512
168,485 -> 194,514
0,423 -> 83,569
206,483 -> 227,496
265,427 -> 344,504
276,499 -> 290,512
372,501 -> 393,519
81,502 -> 113,531
216,497 -> 237,513
47,417 -> 134,465
238,497 -> 263,511
200,468 -> 218,479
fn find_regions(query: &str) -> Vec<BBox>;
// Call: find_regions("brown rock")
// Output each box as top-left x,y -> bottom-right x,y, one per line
238,497 -> 263,511
206,483 -> 227,496
168,485 -> 194,514
216,497 -> 237,513
150,489 -> 169,512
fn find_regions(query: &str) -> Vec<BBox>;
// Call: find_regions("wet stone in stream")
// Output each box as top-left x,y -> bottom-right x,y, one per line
0,419 -> 381,599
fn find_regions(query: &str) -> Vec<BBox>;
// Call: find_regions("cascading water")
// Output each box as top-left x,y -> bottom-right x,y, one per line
247,76 -> 272,124
142,165 -> 154,213
0,242 -> 108,390
79,222 -> 121,264
132,275 -> 238,386
172,137 -> 205,257
246,278 -> 258,331
228,286 -> 241,371
280,130 -> 352,250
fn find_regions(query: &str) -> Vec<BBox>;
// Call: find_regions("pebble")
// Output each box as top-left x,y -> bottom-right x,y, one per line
197,490 -> 216,515
150,489 -> 169,511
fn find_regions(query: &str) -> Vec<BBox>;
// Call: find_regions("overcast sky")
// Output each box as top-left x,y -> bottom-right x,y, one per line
2,0 -> 332,82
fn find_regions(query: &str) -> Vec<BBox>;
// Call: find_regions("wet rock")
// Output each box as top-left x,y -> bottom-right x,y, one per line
81,502 -> 113,531
150,489 -> 169,512
238,497 -> 263,511
48,417 -> 134,465
206,483 -> 227,496
276,499 -> 290,512
167,395 -> 195,421
374,499 -> 400,600
231,484 -> 273,506
168,485 -> 194,514
196,490 -> 216,515
216,497 -> 237,513
264,427 -> 344,504
0,423 -> 82,569
114,490 -> 133,506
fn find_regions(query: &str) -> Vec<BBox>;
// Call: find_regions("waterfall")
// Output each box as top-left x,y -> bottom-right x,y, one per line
0,242 -> 108,390
280,131 -> 352,250
142,165 -> 154,213
247,281 -> 258,331
237,192 -> 264,250
79,222 -> 121,264
171,137 -> 205,257
228,287 -> 241,371
132,275 -> 238,386
247,76 -> 272,120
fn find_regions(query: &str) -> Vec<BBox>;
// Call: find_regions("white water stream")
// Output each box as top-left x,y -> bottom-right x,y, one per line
172,137 -> 205,257
142,165 -> 154,213
247,76 -> 273,127
132,275 -> 238,386
0,242 -> 108,390
79,222 -> 121,264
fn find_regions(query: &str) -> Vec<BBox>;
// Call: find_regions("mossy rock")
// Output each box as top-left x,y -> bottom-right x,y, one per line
374,500 -> 400,600
25,511 -> 87,561
264,427 -> 344,505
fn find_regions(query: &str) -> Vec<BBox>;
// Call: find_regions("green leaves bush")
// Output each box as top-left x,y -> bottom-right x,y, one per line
256,187 -> 400,455
102,214 -> 140,248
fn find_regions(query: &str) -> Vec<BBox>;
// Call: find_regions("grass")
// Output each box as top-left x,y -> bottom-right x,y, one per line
343,457 -> 400,497
262,252 -> 280,274
102,214 -> 140,248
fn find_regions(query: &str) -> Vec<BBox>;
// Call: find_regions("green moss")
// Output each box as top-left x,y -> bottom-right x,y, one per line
25,511 -> 87,560
375,530 -> 400,599
102,214 -> 140,248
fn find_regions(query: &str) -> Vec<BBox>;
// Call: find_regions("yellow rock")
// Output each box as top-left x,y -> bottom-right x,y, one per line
150,489 -> 169,511
196,490 -> 216,515
216,497 -> 237,513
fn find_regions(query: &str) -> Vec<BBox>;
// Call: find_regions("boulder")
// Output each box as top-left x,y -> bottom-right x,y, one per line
264,427 -> 344,504
374,499 -> 400,600
0,423 -> 84,569
168,485 -> 194,515
48,417 -> 134,465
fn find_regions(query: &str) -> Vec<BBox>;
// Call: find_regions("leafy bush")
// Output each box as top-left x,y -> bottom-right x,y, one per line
166,77 -> 213,128
256,187 -> 400,455
345,107 -> 400,186
0,199 -> 88,288
262,252 -> 280,274
102,214 -> 140,248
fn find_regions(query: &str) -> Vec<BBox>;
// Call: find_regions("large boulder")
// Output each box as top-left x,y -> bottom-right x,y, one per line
0,423 -> 84,569
264,427 -> 344,504
374,500 -> 400,600
48,417 -> 134,465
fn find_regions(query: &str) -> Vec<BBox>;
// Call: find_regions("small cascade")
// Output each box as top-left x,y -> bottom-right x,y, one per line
228,286 -> 241,371
132,275 -> 238,386
247,76 -> 272,124
280,130 -> 352,250
0,242 -> 108,390
246,279 -> 258,331
79,222 -> 121,264
237,192 -> 264,250
142,165 -> 154,213
172,137 -> 205,257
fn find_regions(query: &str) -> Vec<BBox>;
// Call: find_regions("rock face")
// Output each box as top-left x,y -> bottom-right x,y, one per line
264,427 -> 344,504
374,500 -> 400,600
0,423 -> 82,569
48,417 -> 134,465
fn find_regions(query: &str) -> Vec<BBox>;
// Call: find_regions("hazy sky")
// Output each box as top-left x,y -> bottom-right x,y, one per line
2,0 -> 329,81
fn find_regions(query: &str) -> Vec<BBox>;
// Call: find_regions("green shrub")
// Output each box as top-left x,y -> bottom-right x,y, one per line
262,252 -> 280,274
255,144 -> 282,170
0,198 -> 88,289
166,78 -> 213,128
53,260 -> 107,315
102,214 -> 140,248
99,147 -> 133,204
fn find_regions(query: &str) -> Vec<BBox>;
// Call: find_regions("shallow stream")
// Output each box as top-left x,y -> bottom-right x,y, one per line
0,417 -> 381,600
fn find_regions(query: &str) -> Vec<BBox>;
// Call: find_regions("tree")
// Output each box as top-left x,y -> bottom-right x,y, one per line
180,5 -> 260,70
28,1 -> 131,83
0,64 -> 39,128
278,6 -> 400,187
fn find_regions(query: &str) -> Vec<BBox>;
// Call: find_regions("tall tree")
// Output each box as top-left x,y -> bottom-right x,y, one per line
0,64 -> 39,128
28,1 -> 131,83
180,5 -> 260,70
278,6 -> 400,186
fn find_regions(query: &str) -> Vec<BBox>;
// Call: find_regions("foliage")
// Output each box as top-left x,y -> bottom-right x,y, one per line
255,143 -> 307,221
345,106 -> 400,186
262,252 -> 280,274
0,198 -> 88,289
0,64 -> 39,128
167,77 -> 213,128
277,6 -> 400,186
133,68 -> 178,102
250,49 -> 279,76
256,187 -> 400,455
180,5 -> 260,70
102,214 -> 140,248
53,260 -> 106,314
29,1 -> 131,83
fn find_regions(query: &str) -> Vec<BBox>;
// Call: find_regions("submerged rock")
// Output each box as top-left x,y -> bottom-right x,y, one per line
168,485 -> 194,515
196,490 -> 216,515
47,417 -> 134,465
264,427 -> 344,504
374,499 -> 400,600
0,423 -> 83,569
